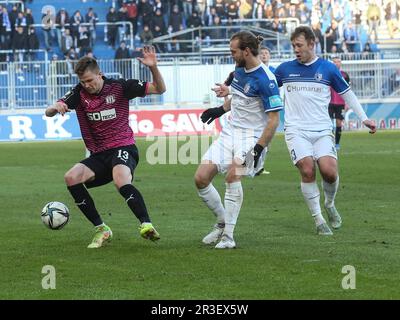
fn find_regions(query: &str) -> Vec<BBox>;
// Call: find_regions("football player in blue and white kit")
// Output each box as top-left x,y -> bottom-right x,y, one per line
274,26 -> 376,235
194,31 -> 283,249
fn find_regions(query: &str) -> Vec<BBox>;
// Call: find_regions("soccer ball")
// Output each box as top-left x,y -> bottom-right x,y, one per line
41,202 -> 70,230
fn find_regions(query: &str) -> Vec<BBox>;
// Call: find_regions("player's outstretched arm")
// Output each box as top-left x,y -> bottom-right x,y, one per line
137,45 -> 166,94
45,101 -> 70,117
341,90 -> 377,134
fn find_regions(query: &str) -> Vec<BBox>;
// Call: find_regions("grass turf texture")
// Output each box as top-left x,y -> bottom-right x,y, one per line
1,131 -> 399,299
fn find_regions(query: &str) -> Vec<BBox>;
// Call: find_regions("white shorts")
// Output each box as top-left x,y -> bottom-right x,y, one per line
284,128 -> 337,165
202,125 -> 267,177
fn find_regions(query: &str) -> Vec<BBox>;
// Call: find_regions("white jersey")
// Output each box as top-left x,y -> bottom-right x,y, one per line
229,63 -> 283,135
275,57 -> 350,131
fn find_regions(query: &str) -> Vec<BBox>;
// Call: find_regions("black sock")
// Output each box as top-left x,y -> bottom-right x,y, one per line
67,184 -> 103,226
119,184 -> 151,224
335,126 -> 342,145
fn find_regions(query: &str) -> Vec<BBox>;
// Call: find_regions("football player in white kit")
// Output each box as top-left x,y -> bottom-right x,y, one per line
194,31 -> 283,249
274,26 -> 376,235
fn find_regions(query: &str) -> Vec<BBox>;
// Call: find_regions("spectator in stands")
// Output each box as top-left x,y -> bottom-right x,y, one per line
115,40 -> 131,79
204,6 -> 218,26
343,21 -> 358,52
361,42 -> 374,59
186,10 -> 202,40
15,11 -> 27,34
169,4 -> 183,32
65,47 -> 78,74
9,5 -> 19,34
0,6 -> 12,48
152,8 -> 167,36
238,0 -> 252,19
214,0 -> 226,19
118,6 -> 129,42
325,19 -> 339,53
61,28 -> 74,55
385,0 -> 400,39
208,15 -> 224,45
123,0 -> 138,37
312,21 -> 324,53
183,0 -> 195,18
85,8 -> 99,48
315,35 -> 322,54
25,8 -> 34,27
271,16 -> 284,33
140,24 -> 153,45
77,25 -> 91,57
297,1 -> 311,25
227,1 -> 239,20
115,40 -> 131,59
106,7 -> 119,49
12,26 -> 27,62
56,8 -> 70,49
331,0 -> 345,39
367,0 -> 380,43
42,9 -> 56,51
70,10 -> 83,48
352,0 -> 363,40
138,0 -> 154,31
26,26 -> 39,61
253,0 -> 268,20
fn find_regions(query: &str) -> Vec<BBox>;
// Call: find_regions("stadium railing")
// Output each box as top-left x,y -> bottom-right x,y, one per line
0,56 -> 399,111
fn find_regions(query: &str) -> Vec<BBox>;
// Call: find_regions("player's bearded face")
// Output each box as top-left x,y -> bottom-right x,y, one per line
230,40 -> 246,67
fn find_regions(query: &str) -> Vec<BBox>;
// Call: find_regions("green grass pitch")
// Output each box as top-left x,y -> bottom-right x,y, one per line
1,131 -> 399,299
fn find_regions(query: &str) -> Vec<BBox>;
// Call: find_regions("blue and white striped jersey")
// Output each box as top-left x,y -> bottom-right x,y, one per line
275,57 -> 350,131
229,63 -> 283,134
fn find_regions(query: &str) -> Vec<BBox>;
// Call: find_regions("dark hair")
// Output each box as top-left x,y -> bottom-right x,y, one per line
260,46 -> 270,53
74,56 -> 100,76
230,31 -> 263,56
290,25 -> 316,43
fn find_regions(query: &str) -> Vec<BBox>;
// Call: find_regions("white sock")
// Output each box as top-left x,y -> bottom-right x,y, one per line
198,183 -> 225,225
322,176 -> 339,208
223,181 -> 243,238
301,181 -> 325,226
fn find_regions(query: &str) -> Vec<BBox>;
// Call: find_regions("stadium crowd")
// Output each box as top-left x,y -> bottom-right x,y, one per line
0,0 -> 399,62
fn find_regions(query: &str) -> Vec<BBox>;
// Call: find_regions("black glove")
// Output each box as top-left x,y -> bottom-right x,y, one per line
200,106 -> 226,124
253,144 -> 265,168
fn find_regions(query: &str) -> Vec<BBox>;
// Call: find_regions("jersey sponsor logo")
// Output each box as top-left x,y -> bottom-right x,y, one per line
314,73 -> 323,81
287,85 -> 322,93
138,80 -> 144,86
289,74 -> 300,77
105,95 -> 115,104
269,95 -> 282,108
87,108 -> 116,121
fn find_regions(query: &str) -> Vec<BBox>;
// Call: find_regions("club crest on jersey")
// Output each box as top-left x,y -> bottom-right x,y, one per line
314,73 -> 323,81
105,95 -> 115,104
269,82 -> 275,89
243,83 -> 251,93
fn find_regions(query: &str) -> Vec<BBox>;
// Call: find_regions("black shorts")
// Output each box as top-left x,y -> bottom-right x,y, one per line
81,145 -> 139,189
328,104 -> 345,120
